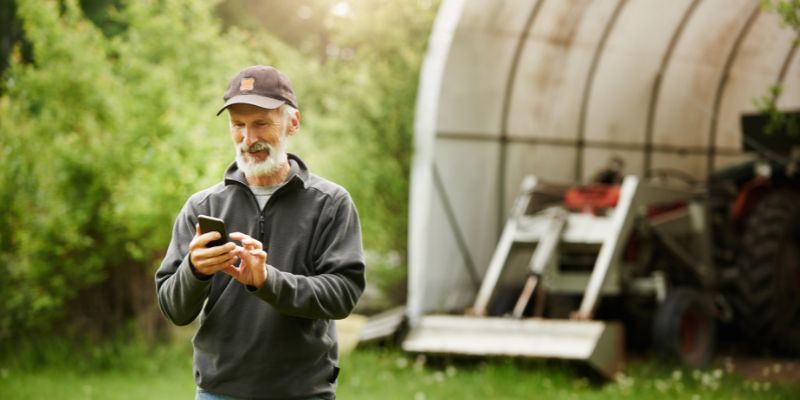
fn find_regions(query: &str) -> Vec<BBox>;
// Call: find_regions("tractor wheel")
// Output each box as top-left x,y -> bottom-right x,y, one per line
734,190 -> 800,355
653,287 -> 716,367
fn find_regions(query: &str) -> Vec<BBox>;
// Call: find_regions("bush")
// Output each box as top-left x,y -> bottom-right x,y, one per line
0,0 -> 261,346
0,0 -> 439,347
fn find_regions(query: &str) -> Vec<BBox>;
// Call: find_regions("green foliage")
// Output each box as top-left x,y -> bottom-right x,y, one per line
0,0 -> 440,344
754,84 -> 800,137
756,0 -> 800,136
216,0 -> 440,305
0,0 -> 266,345
214,0 -> 438,255
301,0 -> 438,254
762,0 -> 800,37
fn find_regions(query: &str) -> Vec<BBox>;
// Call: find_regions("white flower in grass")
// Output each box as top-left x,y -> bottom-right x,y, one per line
672,370 -> 683,381
413,355 -> 427,372
615,372 -> 634,390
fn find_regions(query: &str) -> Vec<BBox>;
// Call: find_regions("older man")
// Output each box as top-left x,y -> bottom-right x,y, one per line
156,65 -> 365,400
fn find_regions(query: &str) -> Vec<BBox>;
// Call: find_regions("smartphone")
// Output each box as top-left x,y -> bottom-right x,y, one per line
198,215 -> 229,248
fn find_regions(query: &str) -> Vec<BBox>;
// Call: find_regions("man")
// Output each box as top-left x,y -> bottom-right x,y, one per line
156,65 -> 366,400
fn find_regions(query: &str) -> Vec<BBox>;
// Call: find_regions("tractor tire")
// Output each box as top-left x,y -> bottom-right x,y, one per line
733,190 -> 800,355
653,287 -> 716,367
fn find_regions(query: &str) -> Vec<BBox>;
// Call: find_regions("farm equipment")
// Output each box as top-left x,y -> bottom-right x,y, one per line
397,0 -> 800,380
404,175 -> 715,377
402,113 -> 800,378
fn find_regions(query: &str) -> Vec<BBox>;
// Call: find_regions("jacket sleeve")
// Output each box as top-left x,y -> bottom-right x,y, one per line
250,191 -> 366,320
154,199 -> 211,326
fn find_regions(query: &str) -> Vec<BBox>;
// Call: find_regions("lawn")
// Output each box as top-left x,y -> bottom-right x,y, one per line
1,342 -> 798,400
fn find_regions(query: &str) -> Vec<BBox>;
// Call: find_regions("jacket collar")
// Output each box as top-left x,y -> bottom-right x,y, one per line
224,153 -> 310,189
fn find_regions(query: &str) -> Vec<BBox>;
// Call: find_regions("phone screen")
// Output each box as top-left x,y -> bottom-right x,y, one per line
198,215 -> 229,248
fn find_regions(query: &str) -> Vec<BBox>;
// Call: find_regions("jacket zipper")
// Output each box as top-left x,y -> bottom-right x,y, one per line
234,178 -> 294,242
239,184 -> 265,240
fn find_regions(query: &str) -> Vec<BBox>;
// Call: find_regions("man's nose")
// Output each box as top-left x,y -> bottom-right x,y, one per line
242,126 -> 258,145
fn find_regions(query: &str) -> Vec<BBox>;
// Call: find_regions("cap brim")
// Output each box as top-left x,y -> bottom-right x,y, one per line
216,95 -> 286,116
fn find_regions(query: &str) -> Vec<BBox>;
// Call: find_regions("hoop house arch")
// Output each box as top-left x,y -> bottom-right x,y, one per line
408,0 -> 800,324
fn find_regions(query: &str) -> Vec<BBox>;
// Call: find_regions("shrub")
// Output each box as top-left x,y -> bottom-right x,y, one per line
0,0 -> 262,346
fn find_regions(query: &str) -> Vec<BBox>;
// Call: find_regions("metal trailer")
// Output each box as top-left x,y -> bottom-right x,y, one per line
400,0 -> 800,376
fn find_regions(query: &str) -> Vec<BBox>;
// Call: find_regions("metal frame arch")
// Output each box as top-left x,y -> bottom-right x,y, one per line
497,0 -> 548,230
576,0 -> 630,182
707,2 -> 761,175
644,0 -> 703,177
775,35 -> 800,102
407,0 -> 467,325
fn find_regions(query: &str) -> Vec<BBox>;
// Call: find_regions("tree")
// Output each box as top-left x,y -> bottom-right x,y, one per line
0,0 -> 265,346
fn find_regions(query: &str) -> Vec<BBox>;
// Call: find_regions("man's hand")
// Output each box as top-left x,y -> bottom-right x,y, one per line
189,223 -> 238,277
225,232 -> 268,288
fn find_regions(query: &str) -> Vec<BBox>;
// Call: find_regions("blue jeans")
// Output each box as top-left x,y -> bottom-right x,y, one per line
196,388 -> 240,400
196,388 -> 328,400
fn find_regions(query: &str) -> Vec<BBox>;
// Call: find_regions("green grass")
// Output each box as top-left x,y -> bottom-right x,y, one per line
0,342 -> 195,400
339,349 -> 799,399
1,344 -> 798,400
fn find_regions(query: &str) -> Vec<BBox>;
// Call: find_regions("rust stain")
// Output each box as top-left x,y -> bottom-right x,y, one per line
527,0 -> 591,120
668,1 -> 754,148
691,3 -> 753,97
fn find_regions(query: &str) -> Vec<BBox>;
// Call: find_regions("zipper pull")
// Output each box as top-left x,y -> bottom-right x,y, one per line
259,215 -> 265,239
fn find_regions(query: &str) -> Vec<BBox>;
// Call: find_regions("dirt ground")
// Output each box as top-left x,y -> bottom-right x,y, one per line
716,356 -> 800,384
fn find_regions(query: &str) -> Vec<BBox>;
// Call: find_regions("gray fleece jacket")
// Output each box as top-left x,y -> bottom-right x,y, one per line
155,154 -> 365,399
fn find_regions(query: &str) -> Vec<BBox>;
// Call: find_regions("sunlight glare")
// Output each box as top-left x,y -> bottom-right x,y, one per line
330,1 -> 351,17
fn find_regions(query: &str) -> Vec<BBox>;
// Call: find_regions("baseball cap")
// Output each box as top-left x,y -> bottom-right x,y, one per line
216,65 -> 298,116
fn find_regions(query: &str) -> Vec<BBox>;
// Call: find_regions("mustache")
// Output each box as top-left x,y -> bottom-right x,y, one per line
240,141 -> 271,153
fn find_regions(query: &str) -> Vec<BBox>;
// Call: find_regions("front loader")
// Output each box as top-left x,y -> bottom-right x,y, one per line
403,174 -> 720,378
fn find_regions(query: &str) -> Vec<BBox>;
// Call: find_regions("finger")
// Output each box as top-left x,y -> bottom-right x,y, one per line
203,258 -> 238,275
234,246 -> 259,260
191,249 -> 236,271
206,241 -> 237,255
222,264 -> 241,279
192,243 -> 235,262
196,252 -> 237,268
195,223 -> 201,237
198,236 -> 234,255
229,232 -> 250,242
190,231 -> 223,250
250,249 -> 267,260
241,238 -> 262,250
189,232 -> 204,251
194,259 -> 235,276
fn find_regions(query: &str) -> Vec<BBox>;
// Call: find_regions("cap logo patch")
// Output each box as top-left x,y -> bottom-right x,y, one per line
240,78 -> 255,91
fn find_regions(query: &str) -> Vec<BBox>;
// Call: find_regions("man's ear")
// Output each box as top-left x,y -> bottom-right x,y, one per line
287,111 -> 301,136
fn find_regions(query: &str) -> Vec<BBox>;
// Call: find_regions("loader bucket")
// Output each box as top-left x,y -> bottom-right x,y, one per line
402,315 -> 624,379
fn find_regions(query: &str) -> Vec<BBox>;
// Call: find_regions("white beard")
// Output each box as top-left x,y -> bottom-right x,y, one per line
235,129 -> 289,178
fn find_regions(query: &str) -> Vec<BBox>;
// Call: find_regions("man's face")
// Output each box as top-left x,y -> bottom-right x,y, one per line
228,103 -> 291,178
